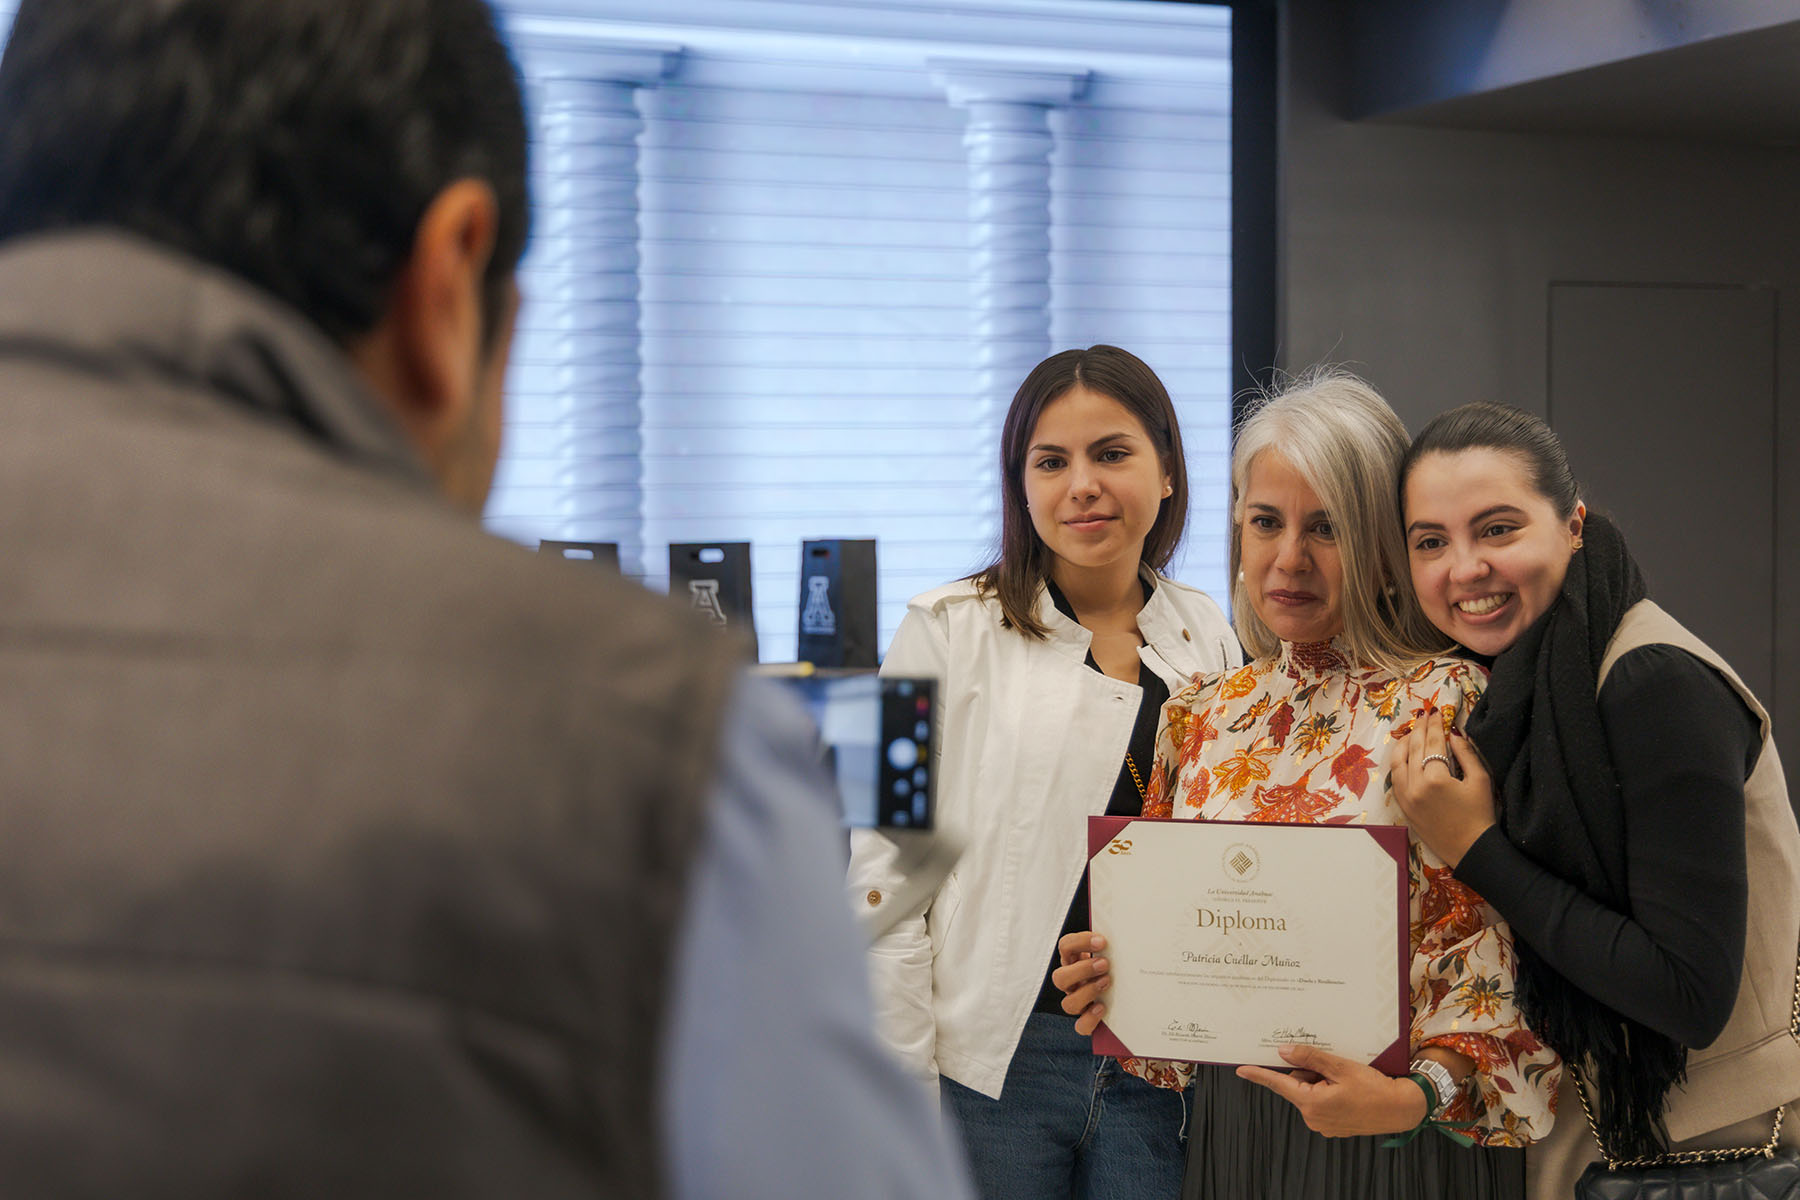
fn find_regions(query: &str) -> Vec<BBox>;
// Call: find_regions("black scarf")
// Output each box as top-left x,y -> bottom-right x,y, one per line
1464,512 -> 1682,1160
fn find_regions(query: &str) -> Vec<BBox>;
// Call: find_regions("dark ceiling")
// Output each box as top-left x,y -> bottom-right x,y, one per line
1364,17 -> 1800,147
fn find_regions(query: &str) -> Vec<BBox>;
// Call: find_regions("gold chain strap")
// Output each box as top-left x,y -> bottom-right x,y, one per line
1123,751 -> 1148,803
1575,947 -> 1800,1170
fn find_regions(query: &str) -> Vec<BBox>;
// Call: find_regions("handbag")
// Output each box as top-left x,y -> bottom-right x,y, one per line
1573,950 -> 1800,1200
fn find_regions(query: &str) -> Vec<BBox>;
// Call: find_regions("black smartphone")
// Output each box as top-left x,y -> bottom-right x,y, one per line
778,671 -> 935,830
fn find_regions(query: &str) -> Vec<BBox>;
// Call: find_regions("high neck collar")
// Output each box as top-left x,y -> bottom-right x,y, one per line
0,229 -> 430,487
1277,636 -> 1353,677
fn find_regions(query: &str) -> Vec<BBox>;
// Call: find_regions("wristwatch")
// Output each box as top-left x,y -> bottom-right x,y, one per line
1408,1056 -> 1459,1119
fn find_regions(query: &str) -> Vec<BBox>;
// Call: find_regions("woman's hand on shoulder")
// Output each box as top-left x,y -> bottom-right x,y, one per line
1236,1045 -> 1429,1136
1390,709 -> 1496,870
1052,932 -> 1111,1036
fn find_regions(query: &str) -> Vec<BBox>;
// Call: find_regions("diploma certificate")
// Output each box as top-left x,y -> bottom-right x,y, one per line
1087,816 -> 1408,1073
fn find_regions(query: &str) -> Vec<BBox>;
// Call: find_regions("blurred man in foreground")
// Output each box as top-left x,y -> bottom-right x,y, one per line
0,2 -> 970,1196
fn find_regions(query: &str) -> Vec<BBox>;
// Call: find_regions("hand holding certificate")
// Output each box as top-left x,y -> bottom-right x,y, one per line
1084,815 -> 1409,1074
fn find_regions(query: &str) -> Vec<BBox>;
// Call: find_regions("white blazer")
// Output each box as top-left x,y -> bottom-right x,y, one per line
848,572 -> 1240,1099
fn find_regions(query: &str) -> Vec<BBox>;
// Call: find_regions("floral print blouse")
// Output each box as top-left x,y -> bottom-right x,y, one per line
1121,638 -> 1560,1147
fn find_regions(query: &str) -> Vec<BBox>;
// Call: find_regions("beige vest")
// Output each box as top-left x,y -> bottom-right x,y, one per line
1529,600 -> 1800,1196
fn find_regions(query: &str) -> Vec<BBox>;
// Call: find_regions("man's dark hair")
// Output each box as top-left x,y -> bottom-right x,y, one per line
0,0 -> 530,347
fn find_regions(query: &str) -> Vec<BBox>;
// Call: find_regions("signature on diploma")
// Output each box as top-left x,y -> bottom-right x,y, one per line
1164,1019 -> 1213,1038
1270,1027 -> 1322,1045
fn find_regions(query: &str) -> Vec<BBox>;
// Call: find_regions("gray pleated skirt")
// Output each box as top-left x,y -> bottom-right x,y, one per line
1183,1066 -> 1526,1200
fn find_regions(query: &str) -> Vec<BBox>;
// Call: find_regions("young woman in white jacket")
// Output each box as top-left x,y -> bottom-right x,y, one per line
849,345 -> 1240,1199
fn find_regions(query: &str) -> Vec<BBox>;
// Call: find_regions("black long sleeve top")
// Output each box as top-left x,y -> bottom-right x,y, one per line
1453,644 -> 1761,1048
1032,578 -> 1170,1015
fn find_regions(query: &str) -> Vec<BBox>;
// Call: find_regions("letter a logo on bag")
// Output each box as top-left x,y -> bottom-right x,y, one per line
689,579 -> 728,627
801,575 -> 837,636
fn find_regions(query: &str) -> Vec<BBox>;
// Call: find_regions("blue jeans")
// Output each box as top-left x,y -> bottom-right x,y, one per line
940,1011 -> 1188,1200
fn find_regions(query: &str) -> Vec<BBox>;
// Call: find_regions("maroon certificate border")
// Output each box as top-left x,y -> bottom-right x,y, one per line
1086,815 -> 1410,1076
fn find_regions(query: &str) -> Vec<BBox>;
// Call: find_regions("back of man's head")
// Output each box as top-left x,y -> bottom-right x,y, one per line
0,0 -> 530,347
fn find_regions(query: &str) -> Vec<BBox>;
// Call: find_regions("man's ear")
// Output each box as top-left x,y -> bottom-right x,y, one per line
357,179 -> 500,450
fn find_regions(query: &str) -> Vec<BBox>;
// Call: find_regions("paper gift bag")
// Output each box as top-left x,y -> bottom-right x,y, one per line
669,542 -> 757,657
796,538 -> 878,668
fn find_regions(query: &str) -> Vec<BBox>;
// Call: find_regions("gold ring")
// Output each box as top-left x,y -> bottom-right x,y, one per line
1421,752 -> 1453,772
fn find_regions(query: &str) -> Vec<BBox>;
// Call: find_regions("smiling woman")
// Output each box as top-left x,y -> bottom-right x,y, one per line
1392,403 -> 1800,1199
1402,435 -> 1584,659
1023,384 -> 1173,586
1057,371 -> 1560,1200
847,345 -> 1239,1200
1021,383 -> 1176,678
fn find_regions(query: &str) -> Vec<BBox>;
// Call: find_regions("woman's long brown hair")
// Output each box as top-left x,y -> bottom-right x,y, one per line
971,345 -> 1189,638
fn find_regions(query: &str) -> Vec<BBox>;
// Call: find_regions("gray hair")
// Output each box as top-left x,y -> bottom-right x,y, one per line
1229,369 -> 1451,671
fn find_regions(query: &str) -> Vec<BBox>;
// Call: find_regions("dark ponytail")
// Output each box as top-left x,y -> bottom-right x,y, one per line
1401,403 -> 1580,517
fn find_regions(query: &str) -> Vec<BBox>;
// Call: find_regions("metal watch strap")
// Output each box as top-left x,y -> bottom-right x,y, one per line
1409,1056 -> 1458,1119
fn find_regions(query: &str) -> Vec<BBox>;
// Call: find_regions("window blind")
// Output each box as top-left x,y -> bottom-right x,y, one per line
490,0 -> 1232,661
0,1 -> 1230,661
1051,99 -> 1235,591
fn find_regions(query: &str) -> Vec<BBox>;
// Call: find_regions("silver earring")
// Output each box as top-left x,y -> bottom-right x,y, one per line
1236,569 -> 1246,584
